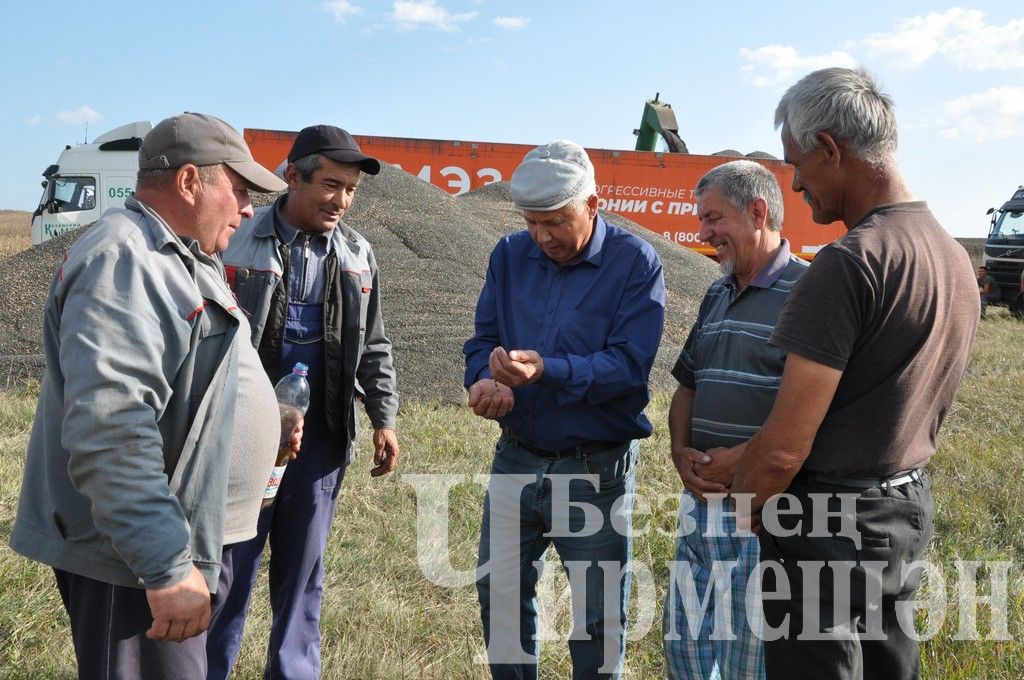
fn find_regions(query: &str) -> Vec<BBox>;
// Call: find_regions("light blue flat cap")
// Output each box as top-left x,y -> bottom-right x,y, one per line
510,140 -> 595,211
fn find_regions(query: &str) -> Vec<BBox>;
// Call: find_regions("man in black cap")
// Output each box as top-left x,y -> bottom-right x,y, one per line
9,112 -> 287,679
208,125 -> 399,679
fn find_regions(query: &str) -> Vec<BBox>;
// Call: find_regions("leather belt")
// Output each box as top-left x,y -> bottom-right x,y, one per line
503,431 -> 626,459
796,468 -> 923,490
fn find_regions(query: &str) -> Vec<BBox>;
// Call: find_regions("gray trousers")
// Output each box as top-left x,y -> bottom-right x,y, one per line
758,472 -> 933,680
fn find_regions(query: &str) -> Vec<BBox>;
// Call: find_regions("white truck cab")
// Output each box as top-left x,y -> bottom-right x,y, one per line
30,121 -> 152,245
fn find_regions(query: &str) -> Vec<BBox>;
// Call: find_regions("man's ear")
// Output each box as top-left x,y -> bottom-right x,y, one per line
176,164 -> 202,206
283,163 -> 301,190
816,132 -> 843,168
586,193 -> 599,217
750,197 -> 769,230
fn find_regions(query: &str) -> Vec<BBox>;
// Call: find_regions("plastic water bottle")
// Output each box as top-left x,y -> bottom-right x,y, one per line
262,362 -> 311,509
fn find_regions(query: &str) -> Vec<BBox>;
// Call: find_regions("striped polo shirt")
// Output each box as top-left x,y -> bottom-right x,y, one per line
671,239 -> 808,451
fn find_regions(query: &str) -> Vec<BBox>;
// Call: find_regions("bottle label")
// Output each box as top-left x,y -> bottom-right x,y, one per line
263,465 -> 288,500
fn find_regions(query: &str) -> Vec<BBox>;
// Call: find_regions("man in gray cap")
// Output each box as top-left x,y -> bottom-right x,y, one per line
9,112 -> 288,679
208,124 -> 399,680
464,140 -> 665,678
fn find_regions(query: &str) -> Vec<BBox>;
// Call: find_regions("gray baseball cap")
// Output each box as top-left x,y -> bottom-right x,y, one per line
510,140 -> 595,211
139,112 -> 287,193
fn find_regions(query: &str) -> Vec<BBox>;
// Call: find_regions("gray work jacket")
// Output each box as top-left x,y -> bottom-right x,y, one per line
221,202 -> 398,462
10,198 -> 241,592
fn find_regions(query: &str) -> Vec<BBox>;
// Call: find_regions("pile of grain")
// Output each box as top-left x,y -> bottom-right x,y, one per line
0,165 -> 719,400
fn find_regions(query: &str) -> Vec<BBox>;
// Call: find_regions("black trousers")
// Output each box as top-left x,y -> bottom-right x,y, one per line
55,558 -> 231,680
758,472 -> 934,680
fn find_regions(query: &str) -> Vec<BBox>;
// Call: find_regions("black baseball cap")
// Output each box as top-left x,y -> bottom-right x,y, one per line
287,125 -> 381,175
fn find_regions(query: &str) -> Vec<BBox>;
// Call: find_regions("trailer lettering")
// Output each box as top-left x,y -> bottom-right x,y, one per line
596,185 -> 693,200
393,163 -> 500,195
597,198 -> 650,214
440,166 -> 471,194
665,201 -> 697,215
396,164 -> 433,183
44,223 -> 83,238
107,187 -> 135,199
660,231 -> 701,243
477,167 -> 502,185
651,201 -> 664,214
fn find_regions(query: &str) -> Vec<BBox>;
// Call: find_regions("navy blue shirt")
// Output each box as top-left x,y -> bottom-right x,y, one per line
464,216 -> 665,451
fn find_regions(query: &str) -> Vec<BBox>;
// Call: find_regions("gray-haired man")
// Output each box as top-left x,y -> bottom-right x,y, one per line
664,160 -> 807,679
9,113 -> 287,678
732,67 -> 978,679
464,140 -> 665,678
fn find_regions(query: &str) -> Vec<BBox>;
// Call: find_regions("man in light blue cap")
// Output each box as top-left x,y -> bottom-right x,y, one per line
464,139 -> 666,679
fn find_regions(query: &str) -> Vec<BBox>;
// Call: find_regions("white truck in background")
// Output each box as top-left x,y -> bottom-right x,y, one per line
30,121 -> 151,245
983,185 -> 1024,317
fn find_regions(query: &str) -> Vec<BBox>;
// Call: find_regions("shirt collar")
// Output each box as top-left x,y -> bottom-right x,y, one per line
273,200 -> 302,246
747,238 -> 794,289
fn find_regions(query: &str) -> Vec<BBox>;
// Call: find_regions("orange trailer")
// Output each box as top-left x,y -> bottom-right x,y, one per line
244,129 -> 844,259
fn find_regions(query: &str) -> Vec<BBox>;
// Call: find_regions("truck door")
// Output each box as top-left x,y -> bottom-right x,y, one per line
31,174 -> 101,245
101,174 -> 137,212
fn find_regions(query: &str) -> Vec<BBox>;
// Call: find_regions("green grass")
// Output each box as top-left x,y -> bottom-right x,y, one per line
1,312 -> 1022,678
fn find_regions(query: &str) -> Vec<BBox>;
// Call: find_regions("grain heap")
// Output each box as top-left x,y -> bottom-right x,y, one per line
0,164 -> 719,400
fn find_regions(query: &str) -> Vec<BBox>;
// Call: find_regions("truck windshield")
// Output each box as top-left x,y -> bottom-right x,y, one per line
991,210 -> 1024,240
49,176 -> 96,212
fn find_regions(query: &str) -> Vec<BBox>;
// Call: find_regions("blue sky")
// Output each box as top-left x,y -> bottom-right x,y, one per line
1,1 -> 1021,236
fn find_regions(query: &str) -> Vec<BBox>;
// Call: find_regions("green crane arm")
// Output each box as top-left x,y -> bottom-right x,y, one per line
634,94 -> 688,153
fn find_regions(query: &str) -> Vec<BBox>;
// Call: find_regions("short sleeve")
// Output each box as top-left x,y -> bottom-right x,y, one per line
769,245 -> 874,371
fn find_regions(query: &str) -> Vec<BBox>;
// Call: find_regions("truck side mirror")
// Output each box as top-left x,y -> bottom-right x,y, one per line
987,208 -> 995,215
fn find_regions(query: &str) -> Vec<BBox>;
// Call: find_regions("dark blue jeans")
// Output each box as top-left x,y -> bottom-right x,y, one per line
476,434 -> 639,679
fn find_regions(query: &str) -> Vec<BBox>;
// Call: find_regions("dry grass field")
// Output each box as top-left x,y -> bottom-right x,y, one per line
1,312 -> 1022,678
0,210 -> 30,261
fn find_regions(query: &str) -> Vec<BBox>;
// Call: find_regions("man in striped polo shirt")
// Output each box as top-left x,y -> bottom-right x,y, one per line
664,160 -> 808,680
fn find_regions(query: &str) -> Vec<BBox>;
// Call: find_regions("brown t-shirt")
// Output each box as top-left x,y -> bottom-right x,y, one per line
770,202 -> 979,477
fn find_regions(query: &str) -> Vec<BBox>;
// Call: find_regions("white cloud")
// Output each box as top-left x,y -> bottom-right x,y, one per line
56,105 -> 102,125
739,45 -> 858,88
861,7 -> 1024,71
320,0 -> 361,23
392,0 -> 476,31
932,87 -> 1024,142
27,114 -> 41,126
493,16 -> 528,30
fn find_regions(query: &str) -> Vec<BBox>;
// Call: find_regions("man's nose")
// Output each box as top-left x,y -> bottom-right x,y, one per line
239,197 -> 254,219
